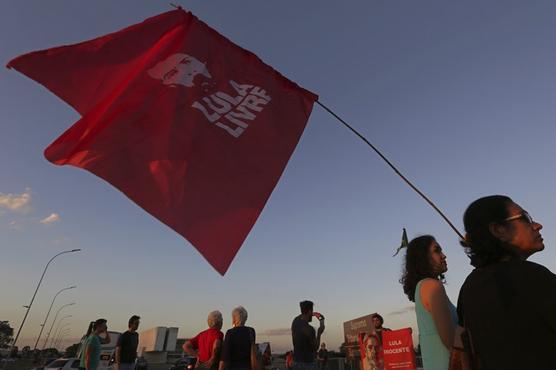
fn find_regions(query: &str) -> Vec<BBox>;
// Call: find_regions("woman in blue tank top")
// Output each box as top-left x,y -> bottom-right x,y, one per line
400,235 -> 457,370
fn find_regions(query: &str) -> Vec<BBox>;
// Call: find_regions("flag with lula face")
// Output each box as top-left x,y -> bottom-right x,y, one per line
7,9 -> 317,275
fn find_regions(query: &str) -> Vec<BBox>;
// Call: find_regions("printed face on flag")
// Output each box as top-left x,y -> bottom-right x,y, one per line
8,9 -> 317,274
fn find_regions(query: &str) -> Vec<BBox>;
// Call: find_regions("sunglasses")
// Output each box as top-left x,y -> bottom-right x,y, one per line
502,211 -> 534,224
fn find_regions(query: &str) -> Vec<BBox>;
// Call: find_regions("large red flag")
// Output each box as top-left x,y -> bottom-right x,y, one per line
7,9 -> 317,275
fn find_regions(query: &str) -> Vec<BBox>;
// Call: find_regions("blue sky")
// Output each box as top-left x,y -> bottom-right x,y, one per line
2,0 -> 556,352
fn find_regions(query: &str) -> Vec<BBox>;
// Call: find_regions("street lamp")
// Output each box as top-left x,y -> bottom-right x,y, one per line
53,327 -> 70,349
50,322 -> 71,349
53,328 -> 71,349
33,285 -> 76,350
2,249 -> 80,370
42,303 -> 75,349
45,314 -> 72,350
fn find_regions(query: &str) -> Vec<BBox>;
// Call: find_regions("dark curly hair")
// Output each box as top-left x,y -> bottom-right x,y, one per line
400,235 -> 445,302
372,313 -> 384,325
461,195 -> 514,268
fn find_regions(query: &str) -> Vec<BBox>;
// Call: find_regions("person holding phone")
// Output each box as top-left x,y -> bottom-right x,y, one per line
80,319 -> 111,370
291,300 -> 325,370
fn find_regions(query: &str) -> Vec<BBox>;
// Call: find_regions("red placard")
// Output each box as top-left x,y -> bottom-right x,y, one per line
382,328 -> 416,370
358,332 -> 383,370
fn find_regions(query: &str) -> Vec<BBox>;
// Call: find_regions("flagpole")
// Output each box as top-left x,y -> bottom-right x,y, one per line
316,100 -> 465,241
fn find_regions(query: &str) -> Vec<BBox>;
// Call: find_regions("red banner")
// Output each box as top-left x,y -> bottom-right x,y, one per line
382,328 -> 416,370
8,9 -> 317,274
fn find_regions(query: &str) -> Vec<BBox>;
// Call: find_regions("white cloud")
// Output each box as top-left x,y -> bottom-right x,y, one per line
0,188 -> 32,212
51,236 -> 71,246
259,328 -> 291,337
388,305 -> 415,316
40,213 -> 60,225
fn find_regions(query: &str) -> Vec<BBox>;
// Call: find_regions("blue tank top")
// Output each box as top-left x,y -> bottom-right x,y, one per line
415,279 -> 457,370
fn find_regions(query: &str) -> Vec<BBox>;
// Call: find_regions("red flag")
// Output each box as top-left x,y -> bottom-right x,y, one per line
7,9 -> 317,275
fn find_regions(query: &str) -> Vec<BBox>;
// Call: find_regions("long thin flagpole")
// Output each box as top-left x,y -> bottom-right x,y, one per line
316,100 -> 465,241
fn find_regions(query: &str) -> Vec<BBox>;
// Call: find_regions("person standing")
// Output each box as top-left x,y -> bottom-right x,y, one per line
369,313 -> 390,370
291,300 -> 325,370
400,236 -> 457,370
285,351 -> 293,370
183,311 -> 224,370
115,315 -> 140,370
457,195 -> 556,370
80,319 -> 111,370
316,343 -> 328,370
371,314 -> 390,346
219,306 -> 257,370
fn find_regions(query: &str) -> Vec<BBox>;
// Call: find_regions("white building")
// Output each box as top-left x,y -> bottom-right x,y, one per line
137,327 -> 179,364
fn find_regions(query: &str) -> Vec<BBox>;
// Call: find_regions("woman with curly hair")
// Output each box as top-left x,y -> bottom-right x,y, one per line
400,235 -> 457,370
458,195 -> 556,370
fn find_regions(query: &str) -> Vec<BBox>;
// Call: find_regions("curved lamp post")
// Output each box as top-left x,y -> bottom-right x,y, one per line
42,303 -> 75,349
50,322 -> 71,349
2,249 -> 80,370
33,285 -> 76,350
54,328 -> 71,350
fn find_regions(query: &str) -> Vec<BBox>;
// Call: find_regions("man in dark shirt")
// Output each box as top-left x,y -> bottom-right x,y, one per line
316,343 -> 327,370
115,315 -> 140,370
371,314 -> 391,346
291,300 -> 325,370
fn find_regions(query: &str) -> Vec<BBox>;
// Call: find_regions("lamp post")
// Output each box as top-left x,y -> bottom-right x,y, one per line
42,303 -> 75,349
45,314 -> 72,350
3,249 -> 80,370
50,322 -> 71,349
52,328 -> 69,350
53,328 -> 71,350
33,285 -> 76,350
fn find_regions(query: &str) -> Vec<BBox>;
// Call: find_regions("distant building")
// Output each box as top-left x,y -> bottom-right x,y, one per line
137,327 -> 179,364
168,338 -> 189,362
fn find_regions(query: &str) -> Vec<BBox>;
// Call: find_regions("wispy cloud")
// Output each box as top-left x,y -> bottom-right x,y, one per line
259,328 -> 291,337
388,305 -> 415,316
0,188 -> 31,212
51,236 -> 71,246
40,213 -> 60,225
8,220 -> 21,230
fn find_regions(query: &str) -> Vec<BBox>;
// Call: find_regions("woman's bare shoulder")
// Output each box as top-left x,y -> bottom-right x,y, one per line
419,278 -> 444,295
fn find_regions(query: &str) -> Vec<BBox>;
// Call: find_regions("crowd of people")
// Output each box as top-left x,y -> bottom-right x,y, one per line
401,195 -> 556,370
182,302 -> 326,370
79,303 -> 329,370
182,307 -> 262,370
78,194 -> 556,370
79,315 -> 140,370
